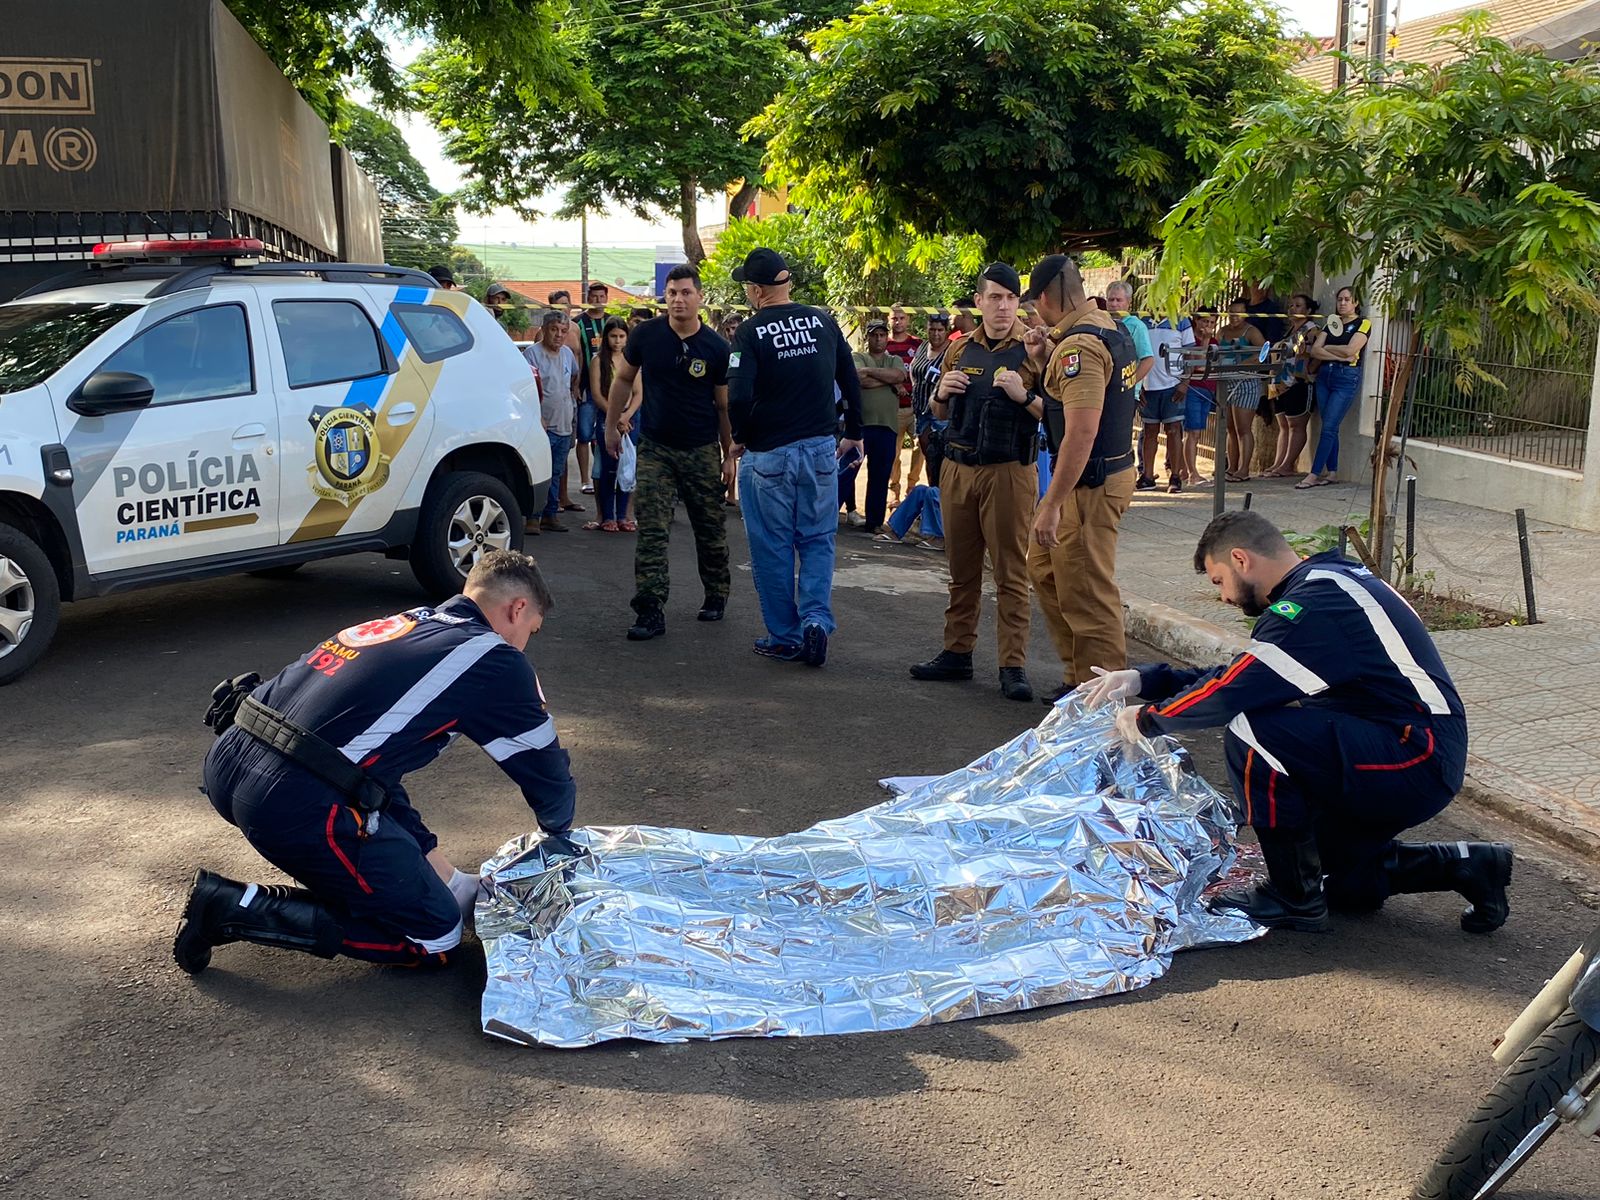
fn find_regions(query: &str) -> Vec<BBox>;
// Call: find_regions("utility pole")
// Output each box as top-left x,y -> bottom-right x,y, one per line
580,209 -> 590,301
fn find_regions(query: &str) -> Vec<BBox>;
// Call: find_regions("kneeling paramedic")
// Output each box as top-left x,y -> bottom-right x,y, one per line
1087,511 -> 1511,934
173,550 -> 577,974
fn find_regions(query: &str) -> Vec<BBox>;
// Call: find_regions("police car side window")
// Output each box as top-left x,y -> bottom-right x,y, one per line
273,300 -> 388,389
97,304 -> 253,406
389,303 -> 473,363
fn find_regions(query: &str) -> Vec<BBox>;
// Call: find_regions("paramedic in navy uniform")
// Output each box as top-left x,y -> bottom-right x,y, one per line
173,550 -> 577,974
1088,511 -> 1512,935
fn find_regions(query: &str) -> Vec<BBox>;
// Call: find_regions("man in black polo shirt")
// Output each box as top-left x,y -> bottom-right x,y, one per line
605,264 -> 734,641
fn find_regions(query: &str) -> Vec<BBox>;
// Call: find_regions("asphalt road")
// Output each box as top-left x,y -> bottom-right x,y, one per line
3,513 -> 1598,1200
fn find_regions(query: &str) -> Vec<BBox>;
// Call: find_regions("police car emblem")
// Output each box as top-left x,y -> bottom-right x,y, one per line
688,358 -> 707,378
308,404 -> 391,506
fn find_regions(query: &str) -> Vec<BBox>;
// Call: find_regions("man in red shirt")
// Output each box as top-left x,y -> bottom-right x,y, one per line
885,305 -> 924,500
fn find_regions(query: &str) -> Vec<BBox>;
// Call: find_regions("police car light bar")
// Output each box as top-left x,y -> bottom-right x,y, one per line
91,238 -> 265,262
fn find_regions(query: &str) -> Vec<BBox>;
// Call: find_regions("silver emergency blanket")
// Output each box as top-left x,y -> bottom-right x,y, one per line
477,696 -> 1264,1048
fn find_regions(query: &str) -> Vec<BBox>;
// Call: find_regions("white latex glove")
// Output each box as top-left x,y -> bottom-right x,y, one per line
447,868 -> 481,924
1113,704 -> 1145,745
1084,666 -> 1140,709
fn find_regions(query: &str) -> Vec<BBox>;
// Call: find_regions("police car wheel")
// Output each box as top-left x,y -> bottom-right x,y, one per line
409,471 -> 524,599
0,522 -> 62,687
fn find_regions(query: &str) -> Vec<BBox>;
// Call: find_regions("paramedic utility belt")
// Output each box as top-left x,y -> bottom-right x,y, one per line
204,678 -> 389,829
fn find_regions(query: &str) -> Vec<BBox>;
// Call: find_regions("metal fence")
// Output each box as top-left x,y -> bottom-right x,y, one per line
1380,313 -> 1595,472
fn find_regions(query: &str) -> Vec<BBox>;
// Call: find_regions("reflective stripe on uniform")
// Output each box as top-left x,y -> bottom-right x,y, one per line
1306,569 -> 1451,714
1244,640 -> 1328,696
408,917 -> 463,954
1227,712 -> 1289,776
482,721 -> 557,762
338,632 -> 504,762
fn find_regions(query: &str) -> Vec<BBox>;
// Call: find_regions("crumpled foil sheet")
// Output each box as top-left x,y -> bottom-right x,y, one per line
478,695 -> 1264,1048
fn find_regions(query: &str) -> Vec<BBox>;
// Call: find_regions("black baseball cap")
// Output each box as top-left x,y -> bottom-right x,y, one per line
731,247 -> 791,286
865,318 -> 888,333
427,264 -> 454,286
977,261 -> 1022,297
486,282 -> 510,299
1021,255 -> 1071,302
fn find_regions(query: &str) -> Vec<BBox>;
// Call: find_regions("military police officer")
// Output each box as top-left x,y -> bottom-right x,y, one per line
1022,255 -> 1139,704
909,263 -> 1046,702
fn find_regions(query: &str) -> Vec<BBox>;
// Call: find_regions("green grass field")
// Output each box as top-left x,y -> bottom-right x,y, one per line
466,244 -> 657,287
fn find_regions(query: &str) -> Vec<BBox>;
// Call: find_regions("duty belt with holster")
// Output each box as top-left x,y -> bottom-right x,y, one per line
204,674 -> 390,831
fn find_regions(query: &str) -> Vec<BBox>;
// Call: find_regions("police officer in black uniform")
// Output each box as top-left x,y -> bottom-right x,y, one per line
1090,511 -> 1512,934
173,550 -> 577,974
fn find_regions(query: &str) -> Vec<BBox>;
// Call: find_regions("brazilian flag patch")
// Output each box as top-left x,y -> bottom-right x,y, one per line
1268,600 -> 1303,620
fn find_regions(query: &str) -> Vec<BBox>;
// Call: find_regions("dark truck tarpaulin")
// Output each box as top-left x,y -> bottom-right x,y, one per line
0,0 -> 383,301
0,0 -> 335,250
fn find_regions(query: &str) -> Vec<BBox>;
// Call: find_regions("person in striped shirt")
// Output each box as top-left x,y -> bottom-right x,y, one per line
174,550 -> 577,975
1086,511 -> 1512,935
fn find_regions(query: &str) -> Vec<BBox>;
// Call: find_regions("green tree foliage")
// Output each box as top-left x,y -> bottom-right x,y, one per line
1153,25 -> 1600,362
755,0 -> 1297,264
703,214 -> 831,308
413,1 -> 850,263
335,101 -> 458,269
225,0 -> 575,124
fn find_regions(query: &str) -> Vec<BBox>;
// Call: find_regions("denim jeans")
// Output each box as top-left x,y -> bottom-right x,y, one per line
738,434 -> 839,645
1311,364 -> 1361,475
836,425 -> 897,529
543,430 -> 574,518
596,426 -> 638,522
888,485 -> 943,540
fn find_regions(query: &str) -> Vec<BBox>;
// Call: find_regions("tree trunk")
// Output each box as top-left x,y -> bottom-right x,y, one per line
680,177 -> 706,265
728,180 -> 760,222
1368,325 -> 1424,582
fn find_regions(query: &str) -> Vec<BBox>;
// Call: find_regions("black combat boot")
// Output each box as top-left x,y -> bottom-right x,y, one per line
998,667 -> 1034,702
627,608 -> 666,641
697,596 -> 727,622
1209,828 -> 1331,932
173,869 -> 343,975
909,649 -> 973,681
1387,842 -> 1513,933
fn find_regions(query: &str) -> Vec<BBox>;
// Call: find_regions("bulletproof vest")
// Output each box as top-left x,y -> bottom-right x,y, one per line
1042,324 -> 1138,460
945,338 -> 1038,465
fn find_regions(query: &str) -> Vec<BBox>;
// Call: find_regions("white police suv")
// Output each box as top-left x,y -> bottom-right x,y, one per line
0,238 -> 551,684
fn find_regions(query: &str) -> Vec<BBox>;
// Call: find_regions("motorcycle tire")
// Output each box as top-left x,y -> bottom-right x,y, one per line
1413,1006 -> 1600,1200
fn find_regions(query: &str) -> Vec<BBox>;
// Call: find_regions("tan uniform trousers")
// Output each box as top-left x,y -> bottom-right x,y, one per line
939,458 -> 1037,668
1027,466 -> 1136,685
890,406 -> 923,496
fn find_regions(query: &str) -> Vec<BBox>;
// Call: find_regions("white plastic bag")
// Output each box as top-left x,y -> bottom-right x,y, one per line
617,437 -> 637,493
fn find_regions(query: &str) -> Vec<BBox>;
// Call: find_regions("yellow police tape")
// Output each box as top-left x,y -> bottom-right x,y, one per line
498,297 -> 1321,321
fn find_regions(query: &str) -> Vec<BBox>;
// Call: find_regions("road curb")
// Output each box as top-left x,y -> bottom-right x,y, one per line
1122,592 -> 1600,859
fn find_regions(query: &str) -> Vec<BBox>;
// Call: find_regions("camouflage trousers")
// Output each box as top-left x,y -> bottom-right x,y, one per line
631,438 -> 730,615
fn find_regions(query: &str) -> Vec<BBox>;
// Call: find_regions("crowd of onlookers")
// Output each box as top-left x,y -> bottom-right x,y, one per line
424,262 -> 1371,548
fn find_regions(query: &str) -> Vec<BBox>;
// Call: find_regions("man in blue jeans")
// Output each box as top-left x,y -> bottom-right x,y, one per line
726,248 -> 863,666
523,310 -> 581,533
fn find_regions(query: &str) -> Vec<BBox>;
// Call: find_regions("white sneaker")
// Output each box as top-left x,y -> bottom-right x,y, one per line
845,511 -> 865,527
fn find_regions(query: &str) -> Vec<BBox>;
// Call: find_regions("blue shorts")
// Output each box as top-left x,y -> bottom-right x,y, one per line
1184,389 -> 1215,432
575,400 -> 600,443
1140,386 -> 1182,425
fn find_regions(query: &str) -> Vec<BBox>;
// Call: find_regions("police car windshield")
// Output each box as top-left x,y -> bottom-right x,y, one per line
0,302 -> 137,393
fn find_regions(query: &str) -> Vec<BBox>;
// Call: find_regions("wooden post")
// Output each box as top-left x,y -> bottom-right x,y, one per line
1369,325 -> 1423,582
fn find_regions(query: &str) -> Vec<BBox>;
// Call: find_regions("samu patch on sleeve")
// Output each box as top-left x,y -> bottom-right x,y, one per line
1268,600 -> 1303,620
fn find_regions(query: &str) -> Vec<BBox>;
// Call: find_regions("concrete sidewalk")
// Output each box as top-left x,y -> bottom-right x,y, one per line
1109,471 -> 1600,854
